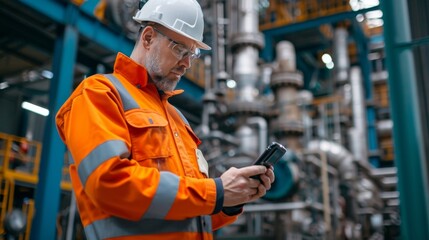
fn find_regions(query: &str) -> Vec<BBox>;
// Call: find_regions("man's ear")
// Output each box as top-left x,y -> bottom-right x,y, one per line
141,28 -> 154,48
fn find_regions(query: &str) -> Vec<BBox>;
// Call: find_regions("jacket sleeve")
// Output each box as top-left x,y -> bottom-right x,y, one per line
56,76 -> 218,221
209,177 -> 242,230
211,208 -> 242,231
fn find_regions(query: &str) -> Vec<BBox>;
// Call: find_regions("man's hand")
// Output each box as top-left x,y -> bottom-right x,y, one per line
220,166 -> 275,207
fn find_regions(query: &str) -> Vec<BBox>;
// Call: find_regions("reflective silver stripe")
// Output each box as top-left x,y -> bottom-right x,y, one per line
142,171 -> 179,219
173,106 -> 190,126
105,74 -> 189,127
78,140 -> 130,187
202,215 -> 212,233
104,74 -> 139,111
85,215 -> 212,239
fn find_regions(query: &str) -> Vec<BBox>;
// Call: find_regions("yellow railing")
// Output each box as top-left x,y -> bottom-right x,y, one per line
0,132 -> 71,190
0,132 -> 72,236
0,133 -> 41,184
0,177 -> 14,235
19,199 -> 34,240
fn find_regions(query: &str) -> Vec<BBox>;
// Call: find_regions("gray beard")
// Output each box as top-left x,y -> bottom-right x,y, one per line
145,45 -> 179,92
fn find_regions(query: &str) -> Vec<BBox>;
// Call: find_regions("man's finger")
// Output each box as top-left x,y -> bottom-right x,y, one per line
240,165 -> 267,177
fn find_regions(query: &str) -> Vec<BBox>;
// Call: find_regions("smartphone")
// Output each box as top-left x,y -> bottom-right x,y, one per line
253,142 -> 287,167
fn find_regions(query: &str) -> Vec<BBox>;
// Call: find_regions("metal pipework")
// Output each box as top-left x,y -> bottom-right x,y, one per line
302,150 -> 332,233
270,41 -> 305,151
244,201 -> 325,213
356,177 -> 383,209
333,27 -> 349,85
229,0 -> 264,102
350,66 -> 368,163
276,41 -> 296,71
307,140 -> 357,181
226,0 -> 268,161
247,117 -> 268,155
377,119 -> 393,136
234,47 -> 260,102
212,0 -> 232,93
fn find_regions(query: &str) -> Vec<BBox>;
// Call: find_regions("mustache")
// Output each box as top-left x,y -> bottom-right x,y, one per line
172,67 -> 186,74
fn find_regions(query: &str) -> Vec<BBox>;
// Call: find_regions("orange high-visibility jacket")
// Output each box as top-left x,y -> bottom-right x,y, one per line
56,53 -> 240,240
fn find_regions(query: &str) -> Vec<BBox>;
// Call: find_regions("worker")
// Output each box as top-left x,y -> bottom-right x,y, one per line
55,0 -> 274,239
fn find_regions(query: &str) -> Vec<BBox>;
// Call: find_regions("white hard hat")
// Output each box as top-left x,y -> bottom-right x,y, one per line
133,0 -> 211,50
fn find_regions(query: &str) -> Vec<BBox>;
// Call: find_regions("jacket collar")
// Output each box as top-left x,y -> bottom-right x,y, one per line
113,52 -> 183,98
113,52 -> 148,88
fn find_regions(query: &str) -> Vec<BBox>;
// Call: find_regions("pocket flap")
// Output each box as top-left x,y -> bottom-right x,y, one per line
125,109 -> 168,128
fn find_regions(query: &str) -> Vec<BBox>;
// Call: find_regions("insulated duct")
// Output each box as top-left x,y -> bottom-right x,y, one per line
307,140 -> 356,180
333,27 -> 349,85
349,67 -> 368,163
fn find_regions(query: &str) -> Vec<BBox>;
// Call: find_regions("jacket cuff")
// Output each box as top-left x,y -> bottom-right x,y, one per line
222,204 -> 244,216
212,178 -> 224,214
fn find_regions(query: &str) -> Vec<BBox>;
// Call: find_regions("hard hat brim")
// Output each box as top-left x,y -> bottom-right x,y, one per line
195,41 -> 211,51
133,17 -> 211,50
158,22 -> 212,50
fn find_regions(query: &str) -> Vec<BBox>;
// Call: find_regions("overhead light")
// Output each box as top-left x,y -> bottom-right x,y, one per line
21,101 -> 49,117
367,19 -> 384,28
326,62 -> 335,69
349,0 -> 379,11
321,53 -> 332,64
0,82 -> 9,90
41,70 -> 53,79
356,14 -> 365,22
366,10 -> 383,19
226,79 -> 237,89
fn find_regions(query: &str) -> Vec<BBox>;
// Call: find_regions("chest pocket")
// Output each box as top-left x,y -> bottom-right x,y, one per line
125,109 -> 172,162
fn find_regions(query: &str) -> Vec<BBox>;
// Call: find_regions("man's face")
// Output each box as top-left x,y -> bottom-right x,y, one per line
144,26 -> 198,92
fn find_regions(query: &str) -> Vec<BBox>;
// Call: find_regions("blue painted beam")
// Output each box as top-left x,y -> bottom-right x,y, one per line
261,33 -> 274,62
79,0 -> 100,17
380,0 -> 429,239
395,35 -> 429,50
30,24 -> 78,240
18,0 -> 133,55
296,53 -> 314,90
262,6 -> 379,37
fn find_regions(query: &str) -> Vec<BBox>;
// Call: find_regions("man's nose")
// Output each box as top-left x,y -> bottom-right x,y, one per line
178,55 -> 192,69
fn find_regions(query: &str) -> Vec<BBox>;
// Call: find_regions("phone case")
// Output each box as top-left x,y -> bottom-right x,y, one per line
252,142 -> 287,167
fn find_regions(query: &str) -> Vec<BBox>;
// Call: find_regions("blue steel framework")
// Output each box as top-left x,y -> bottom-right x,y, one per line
380,0 -> 429,239
31,22 -> 78,240
16,0 -> 203,239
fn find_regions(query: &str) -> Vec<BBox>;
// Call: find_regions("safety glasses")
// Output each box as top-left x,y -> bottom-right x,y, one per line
152,27 -> 201,61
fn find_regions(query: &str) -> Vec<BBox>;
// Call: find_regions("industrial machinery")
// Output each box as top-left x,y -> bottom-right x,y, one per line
0,0 -> 404,239
188,1 -> 399,239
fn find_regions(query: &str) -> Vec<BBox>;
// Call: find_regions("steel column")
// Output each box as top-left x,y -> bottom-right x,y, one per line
380,0 -> 429,239
30,23 -> 78,240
